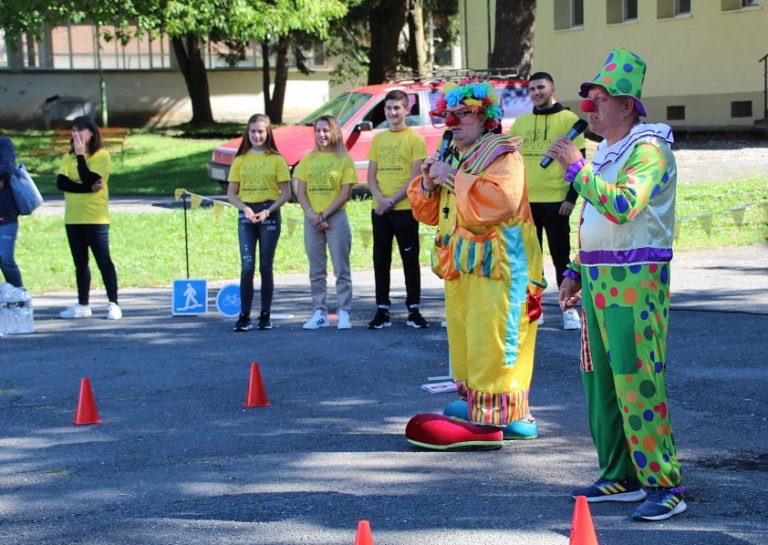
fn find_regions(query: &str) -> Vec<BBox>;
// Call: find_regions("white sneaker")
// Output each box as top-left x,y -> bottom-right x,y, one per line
303,310 -> 329,330
106,302 -> 123,320
563,308 -> 581,330
337,309 -> 351,330
60,304 -> 92,319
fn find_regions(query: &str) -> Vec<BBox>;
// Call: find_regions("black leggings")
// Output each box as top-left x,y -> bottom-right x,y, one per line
65,224 -> 119,305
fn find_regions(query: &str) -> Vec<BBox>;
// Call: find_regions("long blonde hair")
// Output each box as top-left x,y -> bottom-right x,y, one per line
313,115 -> 347,157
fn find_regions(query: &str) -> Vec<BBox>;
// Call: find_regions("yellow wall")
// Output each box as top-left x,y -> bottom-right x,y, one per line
461,0 -> 768,126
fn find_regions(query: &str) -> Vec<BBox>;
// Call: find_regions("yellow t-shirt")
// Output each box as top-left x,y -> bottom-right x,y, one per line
227,151 -> 290,203
368,128 -> 426,211
57,149 -> 112,224
293,151 -> 357,212
509,109 -> 586,203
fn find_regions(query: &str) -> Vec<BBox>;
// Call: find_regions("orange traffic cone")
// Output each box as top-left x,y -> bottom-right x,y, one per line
354,520 -> 374,545
243,362 -> 270,407
73,377 -> 102,425
569,496 -> 599,545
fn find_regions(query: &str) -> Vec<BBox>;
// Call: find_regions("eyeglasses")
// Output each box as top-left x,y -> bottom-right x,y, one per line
429,107 -> 480,129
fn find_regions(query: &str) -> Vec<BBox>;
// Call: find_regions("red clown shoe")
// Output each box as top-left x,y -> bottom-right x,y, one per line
405,413 -> 503,450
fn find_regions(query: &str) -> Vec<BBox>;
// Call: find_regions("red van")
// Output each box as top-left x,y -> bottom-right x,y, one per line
207,78 -> 531,189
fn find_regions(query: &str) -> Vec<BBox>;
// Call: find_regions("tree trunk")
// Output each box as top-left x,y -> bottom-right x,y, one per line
261,40 -> 272,118
490,0 -> 536,78
264,37 -> 290,123
171,34 -> 214,125
368,0 -> 409,84
406,0 -> 430,78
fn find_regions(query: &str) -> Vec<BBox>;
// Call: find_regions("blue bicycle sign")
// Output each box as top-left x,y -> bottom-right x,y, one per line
216,284 -> 242,317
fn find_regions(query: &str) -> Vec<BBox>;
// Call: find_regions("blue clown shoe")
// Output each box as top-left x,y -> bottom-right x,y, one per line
443,400 -> 539,440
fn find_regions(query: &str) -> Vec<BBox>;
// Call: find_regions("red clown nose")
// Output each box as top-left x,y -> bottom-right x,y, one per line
580,99 -> 596,113
445,113 -> 460,127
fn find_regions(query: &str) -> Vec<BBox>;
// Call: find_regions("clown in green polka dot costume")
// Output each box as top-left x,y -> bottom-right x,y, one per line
545,48 -> 687,522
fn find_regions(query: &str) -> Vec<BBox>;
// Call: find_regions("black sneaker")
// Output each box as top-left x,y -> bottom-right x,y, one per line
233,314 -> 253,332
406,307 -> 429,328
368,308 -> 392,329
257,311 -> 272,330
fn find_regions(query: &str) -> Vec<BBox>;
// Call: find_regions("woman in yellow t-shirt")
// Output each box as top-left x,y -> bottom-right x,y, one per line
56,116 -> 121,320
294,115 -> 356,330
227,114 -> 291,332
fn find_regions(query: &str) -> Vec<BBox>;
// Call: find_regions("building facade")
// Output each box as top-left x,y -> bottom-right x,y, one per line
461,0 -> 768,128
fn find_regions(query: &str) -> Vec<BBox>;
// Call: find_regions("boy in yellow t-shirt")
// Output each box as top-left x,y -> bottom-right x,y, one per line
367,90 -> 427,330
509,71 -> 586,330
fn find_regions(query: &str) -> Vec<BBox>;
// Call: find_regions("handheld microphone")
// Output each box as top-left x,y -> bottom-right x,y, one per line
438,130 -> 454,161
540,119 -> 588,169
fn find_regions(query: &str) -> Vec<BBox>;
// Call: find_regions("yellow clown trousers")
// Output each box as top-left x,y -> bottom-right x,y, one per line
446,223 -> 541,426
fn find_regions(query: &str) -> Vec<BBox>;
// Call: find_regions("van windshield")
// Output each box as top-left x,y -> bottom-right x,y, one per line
298,92 -> 372,126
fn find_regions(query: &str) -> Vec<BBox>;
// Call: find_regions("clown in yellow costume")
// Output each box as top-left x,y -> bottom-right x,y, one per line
405,80 -> 545,449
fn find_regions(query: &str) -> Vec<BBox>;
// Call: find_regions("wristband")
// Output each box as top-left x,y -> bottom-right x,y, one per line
564,158 -> 587,183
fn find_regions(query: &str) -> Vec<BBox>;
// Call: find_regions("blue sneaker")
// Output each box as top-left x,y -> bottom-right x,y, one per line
443,400 -> 538,440
631,487 -> 687,521
571,479 -> 647,503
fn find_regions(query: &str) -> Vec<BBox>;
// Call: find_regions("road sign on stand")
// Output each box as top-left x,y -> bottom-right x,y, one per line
172,279 -> 208,316
216,284 -> 242,317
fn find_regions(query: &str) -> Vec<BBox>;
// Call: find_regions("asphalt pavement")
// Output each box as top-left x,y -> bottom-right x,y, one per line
1,243 -> 767,545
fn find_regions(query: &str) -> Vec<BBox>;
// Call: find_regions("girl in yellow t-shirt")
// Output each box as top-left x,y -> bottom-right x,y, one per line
56,116 -> 121,320
294,115 -> 356,330
227,114 -> 291,332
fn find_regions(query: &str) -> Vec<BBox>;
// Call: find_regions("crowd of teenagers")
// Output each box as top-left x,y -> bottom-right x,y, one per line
0,47 -> 686,523
225,92 -> 430,333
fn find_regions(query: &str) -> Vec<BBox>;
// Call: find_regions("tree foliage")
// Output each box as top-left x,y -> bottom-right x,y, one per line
0,0 -> 346,124
326,0 -> 459,85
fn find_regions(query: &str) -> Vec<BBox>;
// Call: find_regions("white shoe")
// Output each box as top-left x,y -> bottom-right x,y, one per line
563,308 -> 581,330
303,310 -> 329,330
60,304 -> 92,319
337,309 -> 351,330
106,302 -> 123,320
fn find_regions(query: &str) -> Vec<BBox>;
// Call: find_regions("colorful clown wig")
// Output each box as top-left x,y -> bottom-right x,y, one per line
432,79 -> 503,131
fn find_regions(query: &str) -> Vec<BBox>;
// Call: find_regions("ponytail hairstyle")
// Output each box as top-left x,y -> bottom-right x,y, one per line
71,116 -> 102,155
236,113 -> 280,157
313,115 -> 347,157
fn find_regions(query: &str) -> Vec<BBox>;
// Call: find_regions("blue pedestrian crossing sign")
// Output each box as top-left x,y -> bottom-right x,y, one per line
216,284 -> 241,317
172,279 -> 208,316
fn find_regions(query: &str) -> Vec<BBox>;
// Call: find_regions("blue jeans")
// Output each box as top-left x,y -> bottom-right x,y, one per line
65,224 -> 119,305
0,221 -> 22,287
238,202 -> 281,316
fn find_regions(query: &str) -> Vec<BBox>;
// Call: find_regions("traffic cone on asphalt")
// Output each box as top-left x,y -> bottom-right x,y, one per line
569,496 -> 599,545
73,377 -> 102,425
354,520 -> 374,545
243,362 -> 270,407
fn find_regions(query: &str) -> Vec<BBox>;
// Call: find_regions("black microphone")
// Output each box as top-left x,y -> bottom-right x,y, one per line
438,130 -> 454,161
540,119 -> 588,169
